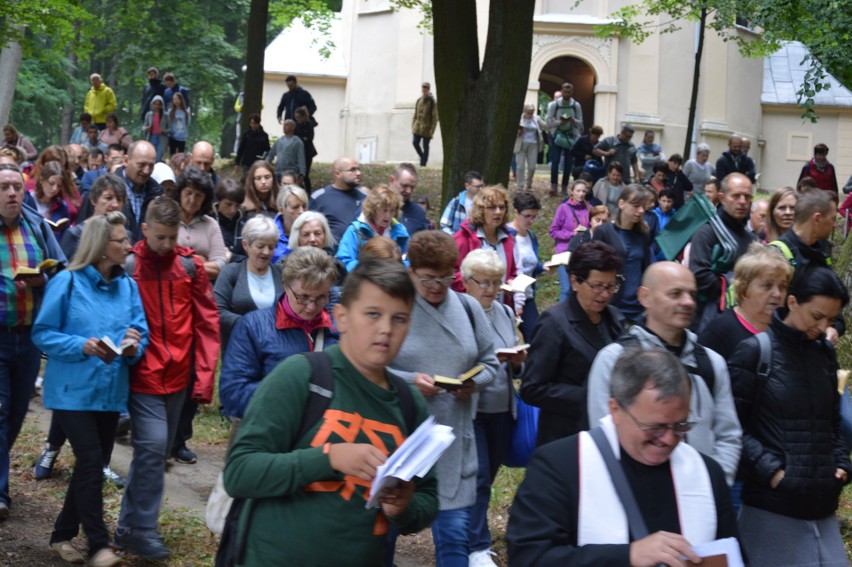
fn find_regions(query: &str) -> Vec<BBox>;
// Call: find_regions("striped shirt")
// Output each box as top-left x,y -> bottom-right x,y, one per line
0,216 -> 45,326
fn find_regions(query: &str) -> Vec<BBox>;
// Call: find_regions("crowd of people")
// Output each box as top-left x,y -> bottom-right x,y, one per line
0,70 -> 851,567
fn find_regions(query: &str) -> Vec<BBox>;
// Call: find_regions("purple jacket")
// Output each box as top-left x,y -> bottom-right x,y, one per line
549,200 -> 590,253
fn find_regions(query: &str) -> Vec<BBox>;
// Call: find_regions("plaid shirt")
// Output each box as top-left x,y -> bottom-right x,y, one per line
439,191 -> 469,235
0,215 -> 44,326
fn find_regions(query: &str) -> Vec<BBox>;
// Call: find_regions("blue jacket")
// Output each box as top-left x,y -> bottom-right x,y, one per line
32,266 -> 149,412
336,215 -> 410,272
272,213 -> 290,264
506,225 -> 544,278
219,298 -> 338,418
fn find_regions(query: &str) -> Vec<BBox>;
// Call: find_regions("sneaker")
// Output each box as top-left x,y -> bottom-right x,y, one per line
48,541 -> 85,564
34,446 -> 61,480
172,446 -> 197,465
114,415 -> 131,437
0,501 -> 8,521
103,466 -> 126,488
469,548 -> 499,567
88,547 -> 122,567
114,527 -> 170,561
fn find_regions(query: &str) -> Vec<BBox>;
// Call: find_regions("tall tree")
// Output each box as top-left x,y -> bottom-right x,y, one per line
431,0 -> 536,204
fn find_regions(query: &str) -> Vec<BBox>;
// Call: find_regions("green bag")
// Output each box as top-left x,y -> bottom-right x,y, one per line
654,194 -> 717,260
554,128 -> 575,149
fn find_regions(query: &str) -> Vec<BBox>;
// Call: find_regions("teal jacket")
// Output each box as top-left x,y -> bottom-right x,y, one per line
335,215 -> 409,272
32,265 -> 149,412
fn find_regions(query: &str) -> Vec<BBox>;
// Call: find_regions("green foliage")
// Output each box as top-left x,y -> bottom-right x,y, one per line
0,0 -> 94,57
391,0 -> 433,33
270,0 -> 341,58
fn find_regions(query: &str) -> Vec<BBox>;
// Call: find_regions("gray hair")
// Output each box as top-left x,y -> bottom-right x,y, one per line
289,211 -> 335,249
610,349 -> 690,408
276,184 -> 309,211
242,216 -> 279,246
68,211 -> 127,271
460,248 -> 505,281
696,143 -> 711,154
523,103 -> 536,113
281,246 -> 339,288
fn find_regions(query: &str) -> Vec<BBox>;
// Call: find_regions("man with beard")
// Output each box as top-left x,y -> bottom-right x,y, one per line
587,262 -> 742,487
309,156 -> 368,246
389,162 -> 429,235
140,67 -> 166,123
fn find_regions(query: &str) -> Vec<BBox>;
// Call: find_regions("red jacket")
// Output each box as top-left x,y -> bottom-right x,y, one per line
128,241 -> 220,403
452,219 -> 518,293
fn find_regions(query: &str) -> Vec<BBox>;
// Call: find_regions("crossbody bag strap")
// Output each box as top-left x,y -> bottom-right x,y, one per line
588,426 -> 650,541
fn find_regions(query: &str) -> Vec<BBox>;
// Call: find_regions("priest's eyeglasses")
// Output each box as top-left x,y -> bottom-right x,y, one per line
620,404 -> 696,438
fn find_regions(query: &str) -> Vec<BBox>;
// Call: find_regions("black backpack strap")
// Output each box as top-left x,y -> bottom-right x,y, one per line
387,374 -> 417,435
684,344 -> 715,396
588,427 -> 650,541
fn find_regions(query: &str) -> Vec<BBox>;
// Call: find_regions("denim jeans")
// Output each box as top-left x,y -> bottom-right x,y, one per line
0,330 -> 41,506
470,412 -> 513,552
118,390 -> 186,530
519,298 -> 539,344
412,135 -> 431,167
52,410 -> 118,555
558,265 -> 572,303
431,507 -> 472,567
550,145 -> 572,187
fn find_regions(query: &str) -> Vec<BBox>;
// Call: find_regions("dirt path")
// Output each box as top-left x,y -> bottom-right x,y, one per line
1,398 -> 435,566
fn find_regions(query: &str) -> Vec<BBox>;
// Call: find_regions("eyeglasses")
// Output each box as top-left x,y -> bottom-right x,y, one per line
577,275 -> 623,295
519,213 -> 539,221
109,237 -> 130,245
469,276 -> 502,289
286,286 -> 329,307
620,403 -> 695,439
414,271 -> 454,289
485,205 -> 507,212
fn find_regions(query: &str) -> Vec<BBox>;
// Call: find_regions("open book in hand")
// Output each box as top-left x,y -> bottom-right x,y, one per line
45,218 -> 70,230
500,274 -> 536,294
96,335 -> 135,365
365,416 -> 455,509
13,259 -> 60,281
495,344 -> 530,356
543,251 -> 571,269
433,365 -> 485,391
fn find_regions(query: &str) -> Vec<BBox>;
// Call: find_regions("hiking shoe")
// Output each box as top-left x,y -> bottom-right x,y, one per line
48,541 -> 85,564
0,501 -> 8,521
469,548 -> 499,567
113,527 -> 170,560
88,547 -> 122,567
172,446 -> 197,465
34,446 -> 61,480
103,466 -> 126,488
114,415 -> 131,437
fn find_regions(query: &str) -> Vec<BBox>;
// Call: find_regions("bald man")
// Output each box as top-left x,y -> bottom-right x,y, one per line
587,262 -> 742,485
119,141 -> 163,242
190,141 -> 218,184
308,156 -> 368,245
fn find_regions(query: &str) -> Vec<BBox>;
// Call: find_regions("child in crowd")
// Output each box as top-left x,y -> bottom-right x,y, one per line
223,260 -> 438,566
650,188 -> 676,261
414,196 -> 436,230
214,178 -> 246,259
32,162 -> 71,239
142,95 -> 169,162
114,197 -> 220,561
168,92 -> 190,156
336,185 -> 410,272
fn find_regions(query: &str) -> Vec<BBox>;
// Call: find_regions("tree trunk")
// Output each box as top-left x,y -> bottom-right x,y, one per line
683,5 -> 707,159
220,8 -> 244,158
0,38 -> 23,127
433,0 -> 536,207
242,0 -> 269,135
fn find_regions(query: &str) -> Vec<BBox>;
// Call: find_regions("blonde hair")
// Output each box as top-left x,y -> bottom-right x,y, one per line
732,242 -> 793,305
469,185 -> 509,227
361,184 -> 403,221
68,211 -> 127,270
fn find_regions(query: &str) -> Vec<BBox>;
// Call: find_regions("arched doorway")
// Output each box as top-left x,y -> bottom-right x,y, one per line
539,56 -> 596,134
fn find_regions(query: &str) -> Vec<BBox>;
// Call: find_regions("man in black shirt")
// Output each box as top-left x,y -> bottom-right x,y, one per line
507,349 -> 739,566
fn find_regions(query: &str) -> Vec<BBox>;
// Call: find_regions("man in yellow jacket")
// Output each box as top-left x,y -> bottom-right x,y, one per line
84,74 -> 117,130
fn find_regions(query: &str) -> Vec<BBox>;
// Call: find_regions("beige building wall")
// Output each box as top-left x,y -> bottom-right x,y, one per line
760,107 -> 851,191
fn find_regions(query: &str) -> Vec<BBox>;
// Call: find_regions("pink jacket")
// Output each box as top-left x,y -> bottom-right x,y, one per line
549,199 -> 590,253
453,219 -> 518,293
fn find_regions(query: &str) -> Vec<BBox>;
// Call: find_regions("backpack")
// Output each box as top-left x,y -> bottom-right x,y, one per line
618,334 -> 716,396
214,351 -> 417,567
124,251 -> 196,280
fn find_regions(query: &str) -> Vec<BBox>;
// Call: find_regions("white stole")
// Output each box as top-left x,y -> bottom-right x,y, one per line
577,415 -> 716,546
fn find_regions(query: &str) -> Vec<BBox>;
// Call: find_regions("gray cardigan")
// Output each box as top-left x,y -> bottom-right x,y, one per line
213,261 -> 284,351
389,291 -> 499,510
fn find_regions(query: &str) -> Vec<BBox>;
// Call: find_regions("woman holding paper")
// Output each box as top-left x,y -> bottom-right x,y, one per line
506,192 -> 543,342
389,230 -> 500,567
32,211 -> 148,567
461,249 -> 525,565
452,185 -> 518,308
728,268 -> 852,567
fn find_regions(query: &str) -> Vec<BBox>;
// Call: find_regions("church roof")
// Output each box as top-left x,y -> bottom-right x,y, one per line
762,41 -> 852,107
264,16 -> 347,79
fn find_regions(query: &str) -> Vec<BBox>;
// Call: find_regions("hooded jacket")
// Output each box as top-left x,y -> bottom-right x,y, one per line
143,95 -> 171,139
125,240 -> 219,403
336,214 -> 410,272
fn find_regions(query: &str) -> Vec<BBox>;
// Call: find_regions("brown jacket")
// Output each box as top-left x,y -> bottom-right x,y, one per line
412,94 -> 438,137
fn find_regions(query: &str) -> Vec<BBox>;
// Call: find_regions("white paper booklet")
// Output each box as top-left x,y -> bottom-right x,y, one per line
365,416 -> 455,508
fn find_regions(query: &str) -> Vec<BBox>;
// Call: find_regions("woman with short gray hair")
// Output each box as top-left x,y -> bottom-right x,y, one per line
214,215 -> 284,351
683,143 -> 715,194
273,184 -> 309,262
289,211 -> 336,251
